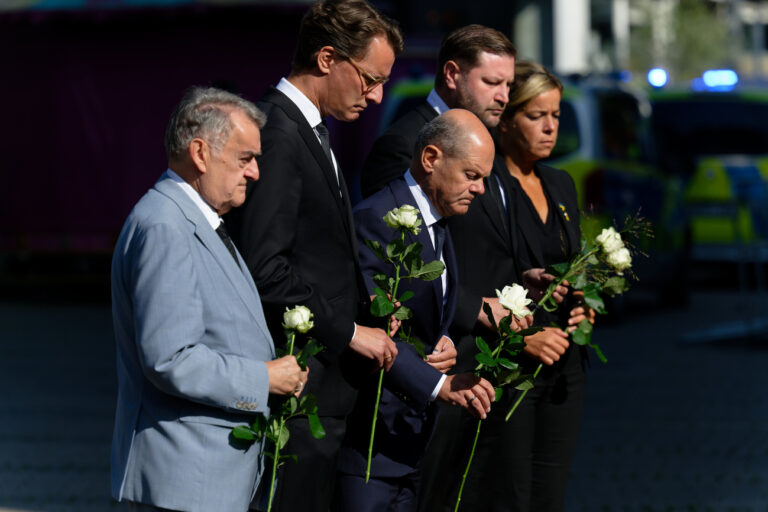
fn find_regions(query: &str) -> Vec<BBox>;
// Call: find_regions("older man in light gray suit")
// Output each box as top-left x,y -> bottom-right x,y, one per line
111,87 -> 306,512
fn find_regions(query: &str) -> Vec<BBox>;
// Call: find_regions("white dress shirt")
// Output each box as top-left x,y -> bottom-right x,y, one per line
167,168 -> 222,230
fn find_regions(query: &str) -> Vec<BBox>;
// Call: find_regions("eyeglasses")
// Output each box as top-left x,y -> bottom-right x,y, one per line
347,57 -> 389,93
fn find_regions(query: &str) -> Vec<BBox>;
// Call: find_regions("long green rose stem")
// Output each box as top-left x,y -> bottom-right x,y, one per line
454,418 -> 483,512
366,233 -> 404,483
265,332 -> 297,511
266,416 -> 286,512
504,363 -> 542,422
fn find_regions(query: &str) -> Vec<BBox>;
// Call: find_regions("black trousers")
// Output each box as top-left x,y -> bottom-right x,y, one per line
419,345 -> 586,512
267,415 -> 347,512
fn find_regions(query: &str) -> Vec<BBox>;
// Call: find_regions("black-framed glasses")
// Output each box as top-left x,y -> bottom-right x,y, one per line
347,57 -> 389,93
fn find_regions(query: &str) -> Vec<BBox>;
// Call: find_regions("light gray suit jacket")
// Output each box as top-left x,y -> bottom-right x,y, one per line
111,171 -> 275,511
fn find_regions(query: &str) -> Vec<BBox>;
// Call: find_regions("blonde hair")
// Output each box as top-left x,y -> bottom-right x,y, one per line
502,60 -> 563,120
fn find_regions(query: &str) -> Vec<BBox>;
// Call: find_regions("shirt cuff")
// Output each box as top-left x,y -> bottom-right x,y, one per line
350,322 -> 358,343
429,374 -> 447,402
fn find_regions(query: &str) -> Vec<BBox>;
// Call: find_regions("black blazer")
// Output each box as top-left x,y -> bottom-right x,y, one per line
338,176 -> 458,478
508,162 -> 581,272
360,100 -> 438,198
227,87 -> 368,417
447,154 -> 524,371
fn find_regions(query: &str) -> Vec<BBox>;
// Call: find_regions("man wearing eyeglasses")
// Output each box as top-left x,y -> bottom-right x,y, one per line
225,1 -> 403,511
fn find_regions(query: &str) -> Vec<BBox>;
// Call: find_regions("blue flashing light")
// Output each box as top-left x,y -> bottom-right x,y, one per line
647,68 -> 669,88
619,70 -> 633,83
701,69 -> 738,91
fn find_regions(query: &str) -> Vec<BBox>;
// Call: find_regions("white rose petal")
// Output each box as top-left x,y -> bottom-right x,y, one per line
595,227 -> 624,254
382,205 -> 422,234
606,247 -> 632,273
283,305 -> 314,333
495,284 -> 532,318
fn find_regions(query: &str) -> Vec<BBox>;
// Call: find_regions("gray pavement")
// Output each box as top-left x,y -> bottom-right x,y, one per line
0,290 -> 767,511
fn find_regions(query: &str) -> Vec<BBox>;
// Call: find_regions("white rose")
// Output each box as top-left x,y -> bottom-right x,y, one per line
606,247 -> 632,273
383,204 -> 422,234
595,227 -> 624,254
282,305 -> 314,333
495,284 -> 532,318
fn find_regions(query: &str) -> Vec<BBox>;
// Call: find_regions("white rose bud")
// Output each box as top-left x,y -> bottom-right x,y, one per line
282,305 -> 314,333
383,204 -> 422,234
495,284 -> 533,318
595,227 -> 624,254
606,247 -> 632,273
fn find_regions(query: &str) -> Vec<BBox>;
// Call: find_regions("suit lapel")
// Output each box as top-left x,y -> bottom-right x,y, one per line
154,175 -> 272,345
478,157 -> 515,251
262,88 -> 348,216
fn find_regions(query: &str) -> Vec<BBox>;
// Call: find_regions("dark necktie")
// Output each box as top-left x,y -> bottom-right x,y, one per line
216,222 -> 240,268
433,218 -> 447,260
315,121 -> 334,167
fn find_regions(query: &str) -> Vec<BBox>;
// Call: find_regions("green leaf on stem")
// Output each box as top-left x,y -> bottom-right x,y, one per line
572,272 -> 588,290
364,239 -> 386,261
232,425 -> 256,441
603,276 -> 628,297
494,387 -> 503,401
475,352 -> 496,367
496,368 -> 522,387
371,294 -> 395,317
578,319 -> 593,335
277,423 -> 290,450
475,337 -> 492,356
582,284 -> 605,313
411,260 -> 445,281
587,254 -> 599,265
513,375 -> 535,391
497,357 -> 518,370
295,338 -> 323,369
250,413 -> 267,433
386,238 -> 406,259
393,305 -> 413,320
546,262 -> 570,277
308,412 -> 326,439
571,327 -> 588,346
482,302 -> 498,332
287,396 -> 299,415
402,243 -> 424,273
373,273 -> 390,290
397,290 -> 415,303
281,454 -> 298,464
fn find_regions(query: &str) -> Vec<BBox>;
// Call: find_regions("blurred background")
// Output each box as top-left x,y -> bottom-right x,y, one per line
1,0 -> 768,510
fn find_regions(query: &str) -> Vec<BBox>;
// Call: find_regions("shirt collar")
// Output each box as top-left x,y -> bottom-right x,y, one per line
404,169 -> 442,228
427,88 -> 451,116
166,168 -> 222,230
277,77 -> 323,129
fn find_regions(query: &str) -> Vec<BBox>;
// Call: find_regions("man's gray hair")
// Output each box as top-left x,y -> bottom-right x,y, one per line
412,112 -> 465,161
165,86 -> 267,161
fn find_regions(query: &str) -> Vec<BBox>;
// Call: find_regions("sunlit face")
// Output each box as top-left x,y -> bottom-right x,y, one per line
503,87 -> 561,163
324,35 -> 395,122
451,51 -> 516,128
428,140 -> 494,217
199,110 -> 261,215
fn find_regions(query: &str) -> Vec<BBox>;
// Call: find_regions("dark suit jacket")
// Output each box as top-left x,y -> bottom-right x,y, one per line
337,176 -> 458,478
227,87 -> 368,417
360,100 -> 438,198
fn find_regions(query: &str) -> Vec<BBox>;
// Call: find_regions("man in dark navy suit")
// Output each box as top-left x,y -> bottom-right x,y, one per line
334,109 -> 498,512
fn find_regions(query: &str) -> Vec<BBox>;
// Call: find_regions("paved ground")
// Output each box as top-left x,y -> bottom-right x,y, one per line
0,289 -> 766,511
